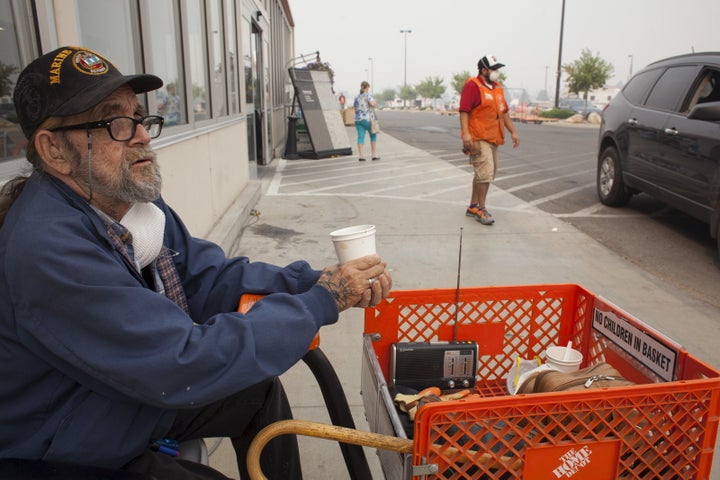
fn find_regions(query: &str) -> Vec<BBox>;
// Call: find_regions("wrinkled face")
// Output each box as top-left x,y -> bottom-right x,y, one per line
56,86 -> 162,209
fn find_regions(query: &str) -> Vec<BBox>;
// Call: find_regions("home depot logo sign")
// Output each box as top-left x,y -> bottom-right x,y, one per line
524,440 -> 620,479
552,446 -> 592,478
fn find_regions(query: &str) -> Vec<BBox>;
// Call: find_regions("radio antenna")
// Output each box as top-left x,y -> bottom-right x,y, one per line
453,227 -> 463,342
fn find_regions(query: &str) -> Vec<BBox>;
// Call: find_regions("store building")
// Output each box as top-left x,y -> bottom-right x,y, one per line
0,0 -> 296,251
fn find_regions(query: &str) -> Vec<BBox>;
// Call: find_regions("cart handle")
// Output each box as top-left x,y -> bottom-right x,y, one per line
247,419 -> 413,480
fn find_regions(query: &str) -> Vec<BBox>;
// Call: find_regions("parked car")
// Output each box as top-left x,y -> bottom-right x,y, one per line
596,52 -> 720,256
559,98 -> 602,117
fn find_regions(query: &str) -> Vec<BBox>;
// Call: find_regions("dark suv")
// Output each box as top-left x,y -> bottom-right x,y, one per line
596,52 -> 720,255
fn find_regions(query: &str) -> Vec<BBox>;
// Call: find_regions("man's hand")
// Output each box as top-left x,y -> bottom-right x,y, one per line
459,112 -> 474,154
461,132 -> 474,154
317,254 -> 392,311
503,114 -> 519,148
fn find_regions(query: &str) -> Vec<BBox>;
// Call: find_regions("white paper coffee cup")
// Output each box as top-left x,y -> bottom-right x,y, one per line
545,345 -> 583,372
329,225 -> 376,264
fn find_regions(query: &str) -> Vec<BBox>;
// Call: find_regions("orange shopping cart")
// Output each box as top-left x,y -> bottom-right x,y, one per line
249,284 -> 720,479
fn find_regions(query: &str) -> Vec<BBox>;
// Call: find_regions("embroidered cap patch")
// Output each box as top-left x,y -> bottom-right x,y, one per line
72,51 -> 109,76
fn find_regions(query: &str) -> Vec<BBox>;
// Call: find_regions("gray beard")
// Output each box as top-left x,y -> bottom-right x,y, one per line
62,135 -> 163,204
77,156 -> 163,204
113,160 -> 162,203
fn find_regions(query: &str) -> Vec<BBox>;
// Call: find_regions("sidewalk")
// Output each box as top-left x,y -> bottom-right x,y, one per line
211,128 -> 720,479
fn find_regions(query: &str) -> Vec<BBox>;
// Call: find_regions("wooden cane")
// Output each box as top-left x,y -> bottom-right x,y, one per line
246,418 -> 526,479
247,419 -> 413,480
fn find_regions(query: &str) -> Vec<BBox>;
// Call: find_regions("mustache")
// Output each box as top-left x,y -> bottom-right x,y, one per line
125,147 -> 157,164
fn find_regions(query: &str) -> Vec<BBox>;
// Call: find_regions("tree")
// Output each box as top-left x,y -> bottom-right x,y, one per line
375,88 -> 397,104
0,62 -> 19,98
398,85 -> 417,107
415,76 -> 446,107
563,49 -> 614,101
496,71 -> 508,85
451,71 -> 472,96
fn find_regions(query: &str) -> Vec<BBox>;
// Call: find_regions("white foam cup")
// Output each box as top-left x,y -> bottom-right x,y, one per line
329,225 -> 377,264
545,345 -> 583,372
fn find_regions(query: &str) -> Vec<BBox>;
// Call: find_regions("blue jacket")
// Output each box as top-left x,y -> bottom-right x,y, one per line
0,172 -> 338,468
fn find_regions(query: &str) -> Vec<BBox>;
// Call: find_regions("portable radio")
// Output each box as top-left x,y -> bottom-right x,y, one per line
390,341 -> 478,390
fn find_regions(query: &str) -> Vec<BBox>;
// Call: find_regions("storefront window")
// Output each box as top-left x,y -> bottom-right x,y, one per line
208,0 -> 227,118
142,0 -> 186,126
0,1 -> 28,161
225,0 -> 240,114
77,0 -> 137,74
187,0 -> 210,121
243,16 -> 254,108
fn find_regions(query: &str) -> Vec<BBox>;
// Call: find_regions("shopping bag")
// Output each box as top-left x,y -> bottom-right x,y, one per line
370,117 -> 380,134
524,362 -> 634,393
370,109 -> 380,134
516,362 -> 636,434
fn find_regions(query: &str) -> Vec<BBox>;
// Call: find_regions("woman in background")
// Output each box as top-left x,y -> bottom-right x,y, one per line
353,81 -> 380,161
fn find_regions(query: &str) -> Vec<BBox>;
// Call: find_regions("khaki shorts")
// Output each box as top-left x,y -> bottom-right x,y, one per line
469,140 -> 498,183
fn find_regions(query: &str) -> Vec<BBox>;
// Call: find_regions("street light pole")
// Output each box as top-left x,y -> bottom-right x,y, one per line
400,29 -> 412,107
554,0 -> 566,108
368,57 -> 374,93
628,54 -> 634,78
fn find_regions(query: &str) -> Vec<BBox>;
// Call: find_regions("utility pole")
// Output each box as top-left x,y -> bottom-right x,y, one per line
400,29 -> 412,107
368,57 -> 374,93
554,0 -> 566,108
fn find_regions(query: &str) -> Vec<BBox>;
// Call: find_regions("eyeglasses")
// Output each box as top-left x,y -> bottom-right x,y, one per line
50,115 -> 164,141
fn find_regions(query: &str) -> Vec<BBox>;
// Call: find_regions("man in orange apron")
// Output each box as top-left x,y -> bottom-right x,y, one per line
459,54 -> 519,225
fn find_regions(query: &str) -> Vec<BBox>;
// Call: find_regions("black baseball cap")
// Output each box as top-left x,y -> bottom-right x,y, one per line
478,55 -> 505,71
12,46 -> 163,138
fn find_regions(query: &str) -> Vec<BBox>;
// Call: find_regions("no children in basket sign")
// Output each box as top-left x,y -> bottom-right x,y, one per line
592,308 -> 678,382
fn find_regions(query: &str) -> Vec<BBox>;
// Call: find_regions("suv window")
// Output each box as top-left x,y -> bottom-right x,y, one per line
644,65 -> 698,112
622,68 -> 663,105
689,69 -> 720,109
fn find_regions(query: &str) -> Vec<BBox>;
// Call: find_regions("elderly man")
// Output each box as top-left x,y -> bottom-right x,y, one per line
0,46 -> 391,480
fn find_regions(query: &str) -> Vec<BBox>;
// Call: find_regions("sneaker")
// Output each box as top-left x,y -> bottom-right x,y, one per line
465,205 -> 481,217
475,207 -> 495,225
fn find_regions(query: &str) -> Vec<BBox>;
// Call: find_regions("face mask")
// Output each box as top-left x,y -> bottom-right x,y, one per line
120,202 -> 166,269
489,70 -> 501,82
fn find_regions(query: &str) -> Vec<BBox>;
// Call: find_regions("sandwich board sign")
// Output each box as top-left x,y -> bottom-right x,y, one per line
288,68 -> 352,159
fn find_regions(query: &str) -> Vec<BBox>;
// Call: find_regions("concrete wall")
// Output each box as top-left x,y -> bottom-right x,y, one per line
155,121 -> 251,242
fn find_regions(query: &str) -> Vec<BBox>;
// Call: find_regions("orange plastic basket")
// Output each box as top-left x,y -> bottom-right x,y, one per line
362,284 -> 720,479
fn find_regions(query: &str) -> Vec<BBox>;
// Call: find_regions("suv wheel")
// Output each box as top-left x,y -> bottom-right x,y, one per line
597,146 -> 632,206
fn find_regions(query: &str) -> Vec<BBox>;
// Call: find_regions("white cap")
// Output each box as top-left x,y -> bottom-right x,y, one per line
479,55 -> 505,70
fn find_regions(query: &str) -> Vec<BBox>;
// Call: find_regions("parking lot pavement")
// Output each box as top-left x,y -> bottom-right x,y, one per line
208,129 -> 720,479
